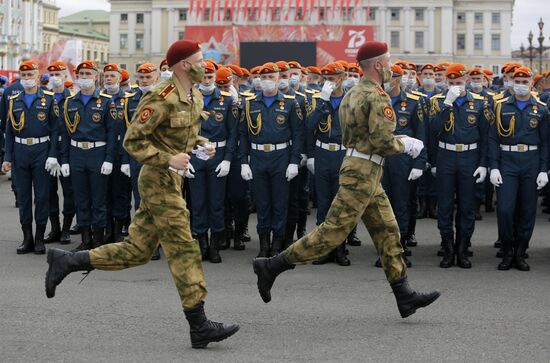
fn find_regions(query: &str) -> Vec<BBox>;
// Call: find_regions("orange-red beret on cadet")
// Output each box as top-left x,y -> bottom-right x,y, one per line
391,64 -> 404,76
504,63 -> 522,74
420,64 -> 435,72
215,67 -> 233,85
275,61 -> 289,72
356,41 -> 388,62
483,69 -> 493,77
19,60 -> 39,71
64,80 -> 74,88
47,61 -> 67,72
260,62 -> 280,74
241,67 -> 250,77
307,66 -> 321,75
226,64 -> 243,77
512,66 -> 532,78
288,61 -> 302,70
301,67 -> 308,75
166,40 -> 202,67
320,62 -> 346,75
533,74 -> 543,85
347,63 -> 361,73
445,64 -> 468,79
76,61 -> 97,72
468,67 -> 483,76
204,60 -> 217,74
103,64 -> 121,73
137,63 -> 157,74
120,69 -> 130,82
250,66 -> 261,75
407,62 -> 417,71
160,59 -> 168,68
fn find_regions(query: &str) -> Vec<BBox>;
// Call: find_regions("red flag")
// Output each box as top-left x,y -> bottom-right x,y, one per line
331,0 -> 337,17
243,0 -> 248,20
210,0 -> 215,21
346,0 -> 351,19
271,0 -> 278,21
223,0 -> 229,21
236,0 -> 241,21
302,0 -> 307,20
217,0 -> 221,20
285,0 -> 290,21
189,0 -> 194,18
202,0 -> 207,21
196,0 -> 201,19
251,0 -> 257,20
259,0 -> 264,20
295,0 -> 300,20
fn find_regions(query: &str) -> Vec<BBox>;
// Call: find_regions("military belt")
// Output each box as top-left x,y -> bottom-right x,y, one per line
15,136 -> 50,145
211,140 -> 227,148
345,148 -> 385,166
251,142 -> 289,152
438,142 -> 477,152
70,140 -> 107,150
316,140 -> 346,151
500,144 -> 538,152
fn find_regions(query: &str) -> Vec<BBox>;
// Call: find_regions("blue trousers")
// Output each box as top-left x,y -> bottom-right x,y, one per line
69,146 -> 108,227
129,157 -> 142,210
382,153 -> 413,236
13,143 -> 50,225
106,159 -> 131,220
225,153 -> 250,224
314,147 -> 344,225
49,173 -> 75,217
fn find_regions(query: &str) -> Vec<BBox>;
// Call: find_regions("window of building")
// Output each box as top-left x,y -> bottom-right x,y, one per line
120,34 -> 128,49
119,64 -> 127,70
224,9 -> 231,20
457,12 -> 465,23
136,33 -> 144,49
367,8 -> 376,21
295,8 -> 303,20
491,34 -> 501,50
390,8 -> 399,21
94,51 -> 98,60
178,31 -> 184,39
319,7 -> 325,20
492,64 -> 500,75
457,34 -> 465,49
179,9 -> 188,21
474,34 -> 483,50
273,8 -> 281,21
415,9 -> 424,21
121,14 -> 128,23
250,8 -> 258,21
136,13 -> 144,24
492,13 -> 500,24
343,7 -> 353,21
204,8 -> 210,21
474,12 -> 483,24
390,31 -> 399,48
87,50 -> 91,59
415,31 -> 424,48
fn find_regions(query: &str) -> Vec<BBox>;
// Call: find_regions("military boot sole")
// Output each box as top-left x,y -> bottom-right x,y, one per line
17,246 -> 34,255
191,324 -> 240,349
399,291 -> 440,319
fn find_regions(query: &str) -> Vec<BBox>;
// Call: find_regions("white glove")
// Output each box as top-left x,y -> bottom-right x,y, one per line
100,162 -> 113,175
490,169 -> 503,187
444,86 -> 462,106
229,85 -> 239,103
286,163 -> 299,181
60,164 -> 70,177
300,154 -> 308,167
241,164 -> 253,181
536,172 -> 549,190
307,158 -> 315,175
185,163 -> 195,179
121,164 -> 130,177
473,167 -> 487,184
400,136 -> 424,159
45,157 -> 60,177
320,81 -> 335,101
408,168 -> 423,181
431,167 -> 436,177
215,160 -> 231,178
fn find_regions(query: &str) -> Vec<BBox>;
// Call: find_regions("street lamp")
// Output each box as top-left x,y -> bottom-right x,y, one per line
538,18 -> 544,73
528,30 -> 534,69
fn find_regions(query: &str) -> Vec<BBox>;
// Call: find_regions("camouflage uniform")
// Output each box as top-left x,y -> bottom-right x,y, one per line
88,76 -> 209,309
284,76 -> 408,283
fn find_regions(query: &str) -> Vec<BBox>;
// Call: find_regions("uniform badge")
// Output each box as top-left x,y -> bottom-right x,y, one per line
110,109 -> 117,119
117,110 -> 124,119
96,98 -> 102,106
276,114 -> 286,124
417,107 -> 424,122
398,116 -> 408,126
37,111 -> 47,121
40,97 -> 46,106
467,114 -> 477,124
484,108 -> 495,124
401,101 -> 407,111
232,107 -> 239,120
219,96 -> 224,105
469,101 -> 474,110
92,112 -> 102,123
529,118 -> 538,128
279,101 -> 285,110
214,112 -> 224,122
383,105 -> 395,121
53,103 -> 60,117
139,107 -> 153,123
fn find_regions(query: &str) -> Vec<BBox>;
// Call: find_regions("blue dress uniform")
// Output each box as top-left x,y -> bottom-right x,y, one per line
60,83 -> 117,250
4,84 -> 60,254
121,89 -> 144,209
381,90 -> 428,267
189,88 -> 238,263
431,89 -> 492,268
489,93 -> 548,271
239,85 -> 303,257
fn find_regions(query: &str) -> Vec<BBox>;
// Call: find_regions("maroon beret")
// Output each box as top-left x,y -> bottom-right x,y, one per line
356,41 -> 388,62
166,40 -> 202,67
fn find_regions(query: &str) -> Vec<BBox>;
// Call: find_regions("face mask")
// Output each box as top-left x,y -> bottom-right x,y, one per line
187,64 -> 205,84
470,82 -> 483,91
199,83 -> 216,95
401,76 -> 409,87
261,79 -> 277,93
278,78 -> 289,90
453,85 -> 466,94
423,78 -> 435,87
50,76 -> 63,88
408,77 -> 417,87
513,84 -> 531,96
289,75 -> 300,87
436,81 -> 448,89
77,78 -> 95,90
104,84 -> 120,94
139,85 -> 153,93
506,80 -> 515,89
383,82 -> 394,93
252,78 -> 262,90
21,79 -> 36,90
160,71 -> 173,81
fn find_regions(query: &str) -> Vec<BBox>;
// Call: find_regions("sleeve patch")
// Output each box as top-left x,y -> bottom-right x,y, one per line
139,107 -> 154,123
383,105 -> 395,121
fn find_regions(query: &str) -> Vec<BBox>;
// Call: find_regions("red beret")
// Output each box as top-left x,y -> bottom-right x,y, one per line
347,63 -> 361,73
504,63 -> 522,74
445,64 -> 468,79
356,41 -> 388,62
320,62 -> 346,76
512,66 -> 532,79
121,69 -> 130,82
241,67 -> 250,77
275,61 -> 289,72
227,64 -> 243,77
166,40 -> 201,67
288,61 -> 302,70
307,66 -> 321,75
47,61 -> 67,72
468,67 -> 483,76
391,64 -> 404,76
19,60 -> 39,72
335,60 -> 349,71
103,64 -> 121,73
483,69 -> 493,76
420,64 -> 435,72
534,74 -> 544,85
215,67 -> 233,85
434,63 -> 450,72
204,60 -> 217,74
300,67 -> 308,75
407,62 -> 417,71
137,63 -> 157,74
64,81 -> 73,88
76,61 -> 97,72
260,62 -> 280,74
160,59 -> 168,68
250,66 -> 261,75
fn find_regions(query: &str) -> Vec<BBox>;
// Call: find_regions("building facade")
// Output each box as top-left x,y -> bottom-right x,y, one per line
42,0 -> 60,53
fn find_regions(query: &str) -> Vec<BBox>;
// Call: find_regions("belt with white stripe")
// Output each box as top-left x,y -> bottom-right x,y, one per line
438,142 -> 477,152
15,136 -> 50,145
70,140 -> 107,150
500,144 -> 538,152
211,140 -> 226,148
58,136 -> 62,142
251,142 -> 289,152
168,166 -> 185,176
345,148 -> 385,166
315,140 -> 346,152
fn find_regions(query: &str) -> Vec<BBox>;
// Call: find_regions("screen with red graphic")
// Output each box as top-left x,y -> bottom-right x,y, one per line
240,42 -> 316,69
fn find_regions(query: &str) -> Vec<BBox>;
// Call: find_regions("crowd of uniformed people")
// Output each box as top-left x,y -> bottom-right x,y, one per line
1,55 -> 549,272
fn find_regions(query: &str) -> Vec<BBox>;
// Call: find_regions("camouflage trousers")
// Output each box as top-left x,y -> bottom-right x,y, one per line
285,156 -> 407,283
89,165 -> 207,309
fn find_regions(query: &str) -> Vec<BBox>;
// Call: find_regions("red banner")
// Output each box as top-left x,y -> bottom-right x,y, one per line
186,25 -> 374,65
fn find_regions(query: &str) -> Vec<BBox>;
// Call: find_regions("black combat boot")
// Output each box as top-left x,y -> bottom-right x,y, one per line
416,197 -> 427,219
296,215 -> 307,239
104,217 -> 114,244
233,222 -> 246,251
113,218 -> 124,242
427,197 -> 437,219
69,223 -> 80,235
253,253 -> 296,303
208,232 -> 222,263
347,226 -> 361,246
485,191 -> 494,212
313,251 -> 334,265
334,242 -> 351,266
71,226 -> 93,252
257,233 -> 270,258
241,221 -> 251,242
374,257 -> 383,268
497,241 -> 514,270
493,239 -> 502,248
465,237 -> 473,257
390,276 -> 441,318
34,224 -> 47,255
150,246 -> 161,260
456,238 -> 472,269
59,215 -> 73,245
283,223 -> 296,249
92,226 -> 105,248
475,203 -> 483,221
406,233 -> 418,248
45,248 -> 93,298
197,234 -> 209,261
44,215 -> 61,243
17,224 -> 34,254
514,241 -> 530,271
221,220 -> 233,250
183,301 -> 239,349
496,245 -> 504,258
121,218 -> 130,237
401,237 -> 412,257
439,238 -> 455,268
270,234 -> 284,256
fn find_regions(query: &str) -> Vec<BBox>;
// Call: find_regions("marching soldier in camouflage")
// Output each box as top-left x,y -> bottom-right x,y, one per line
45,40 -> 239,349
253,41 -> 440,319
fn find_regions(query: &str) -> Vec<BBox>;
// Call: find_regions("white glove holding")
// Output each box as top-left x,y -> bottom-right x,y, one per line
408,168 -> 423,181
229,85 -> 239,103
431,167 -> 436,177
490,169 -> 503,187
45,157 -> 60,177
185,163 -> 195,179
60,164 -> 70,177
400,136 -> 424,159
536,172 -> 549,190
473,167 -> 487,184
300,153 -> 308,167
286,163 -> 299,181
121,164 -> 130,177
444,86 -> 462,106
215,160 -> 231,178
241,164 -> 253,181
320,81 -> 335,101
100,162 -> 113,176
307,158 -> 315,175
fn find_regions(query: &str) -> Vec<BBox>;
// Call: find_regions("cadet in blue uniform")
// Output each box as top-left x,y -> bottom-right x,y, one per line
305,62 -> 350,266
59,60 -> 117,251
306,66 -> 322,92
187,61 -> 238,263
2,60 -> 60,254
431,64 -> 492,269
44,61 -> 76,245
239,62 -> 303,257
489,66 -> 549,271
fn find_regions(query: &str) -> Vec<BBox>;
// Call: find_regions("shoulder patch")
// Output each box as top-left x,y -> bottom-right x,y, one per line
9,94 -> 19,100
139,107 -> 154,123
245,95 -> 257,101
295,91 -> 306,97
312,93 -> 322,99
406,93 -> 420,101
375,84 -> 386,96
471,93 -> 485,100
534,96 -> 547,107
383,105 -> 395,121
124,92 -> 137,98
495,97 -> 509,104
486,91 -> 495,96
220,90 -> 232,97
433,94 -> 446,99
411,90 -> 427,97
159,83 -> 176,99
43,90 -> 54,96
305,89 -> 318,94
99,92 -> 112,99
493,93 -> 505,100
283,94 -> 295,99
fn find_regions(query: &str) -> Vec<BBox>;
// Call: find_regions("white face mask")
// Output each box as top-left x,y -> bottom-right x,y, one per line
401,76 -> 409,87
261,79 -> 277,93
50,76 -> 63,88
470,82 -> 483,91
423,78 -> 435,87
199,83 -> 216,95
506,80 -> 515,89
139,85 -> 153,94
408,77 -> 417,87
278,78 -> 289,90
436,81 -> 448,89
383,82 -> 394,93
252,78 -> 262,90
104,83 -> 120,94
21,79 -> 36,90
77,78 -> 95,90
160,71 -> 172,81
289,74 -> 300,87
513,83 -> 531,96
451,85 -> 466,94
